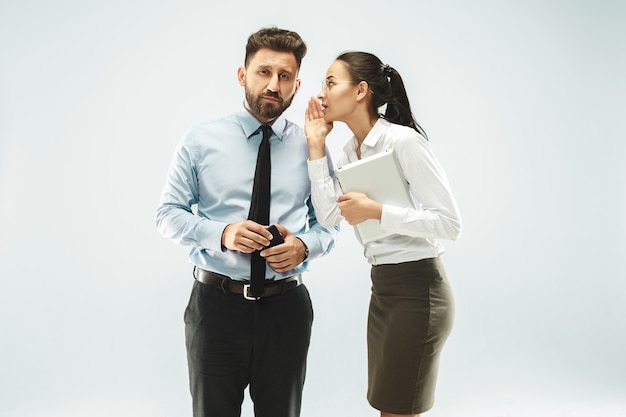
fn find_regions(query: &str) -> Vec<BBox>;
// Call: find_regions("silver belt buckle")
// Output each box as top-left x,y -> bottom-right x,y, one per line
243,284 -> 260,301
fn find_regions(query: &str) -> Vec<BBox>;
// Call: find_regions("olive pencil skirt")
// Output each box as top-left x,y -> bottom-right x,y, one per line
367,257 -> 455,415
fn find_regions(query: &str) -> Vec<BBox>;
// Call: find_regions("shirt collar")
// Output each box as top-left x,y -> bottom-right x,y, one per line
237,104 -> 287,141
342,118 -> 388,155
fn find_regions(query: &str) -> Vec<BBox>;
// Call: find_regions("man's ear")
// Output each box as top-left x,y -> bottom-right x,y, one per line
237,66 -> 246,86
294,78 -> 301,95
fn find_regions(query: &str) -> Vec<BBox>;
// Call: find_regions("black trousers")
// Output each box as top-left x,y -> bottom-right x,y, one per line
184,277 -> 314,417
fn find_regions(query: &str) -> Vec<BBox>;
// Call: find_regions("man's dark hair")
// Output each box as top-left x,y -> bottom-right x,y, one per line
244,27 -> 307,70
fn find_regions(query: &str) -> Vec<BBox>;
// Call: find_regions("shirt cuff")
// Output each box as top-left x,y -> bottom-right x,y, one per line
379,204 -> 406,233
307,156 -> 331,180
200,220 -> 230,252
295,237 -> 309,261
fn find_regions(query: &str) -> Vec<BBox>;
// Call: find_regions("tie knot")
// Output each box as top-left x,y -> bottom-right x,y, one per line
260,124 -> 272,139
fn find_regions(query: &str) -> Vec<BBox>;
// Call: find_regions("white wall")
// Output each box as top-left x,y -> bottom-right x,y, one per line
1,1 -> 625,416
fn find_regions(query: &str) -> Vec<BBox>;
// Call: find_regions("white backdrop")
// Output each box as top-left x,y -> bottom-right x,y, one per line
1,1 -> 625,416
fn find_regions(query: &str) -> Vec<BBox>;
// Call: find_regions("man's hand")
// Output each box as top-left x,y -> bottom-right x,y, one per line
221,220 -> 273,253
260,224 -> 308,273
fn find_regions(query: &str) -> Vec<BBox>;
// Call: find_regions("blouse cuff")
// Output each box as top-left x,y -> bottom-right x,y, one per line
307,156 -> 331,180
380,204 -> 407,233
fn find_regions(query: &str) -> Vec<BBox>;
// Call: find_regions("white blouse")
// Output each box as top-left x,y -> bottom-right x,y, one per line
307,118 -> 462,265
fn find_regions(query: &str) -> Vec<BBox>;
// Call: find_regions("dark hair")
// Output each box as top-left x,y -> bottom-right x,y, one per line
244,27 -> 307,70
336,51 -> 427,139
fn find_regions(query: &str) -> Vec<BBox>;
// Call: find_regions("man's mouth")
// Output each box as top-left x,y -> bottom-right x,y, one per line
262,94 -> 280,103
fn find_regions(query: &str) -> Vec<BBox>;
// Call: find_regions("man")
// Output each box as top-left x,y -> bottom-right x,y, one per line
156,27 -> 338,417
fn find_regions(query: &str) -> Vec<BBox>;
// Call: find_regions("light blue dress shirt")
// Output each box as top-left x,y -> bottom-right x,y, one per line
157,105 -> 339,281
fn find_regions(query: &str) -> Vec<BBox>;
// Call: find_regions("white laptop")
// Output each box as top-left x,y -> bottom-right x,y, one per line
335,148 -> 415,244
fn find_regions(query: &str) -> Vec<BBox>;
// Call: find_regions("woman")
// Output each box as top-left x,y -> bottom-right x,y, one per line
305,51 -> 462,417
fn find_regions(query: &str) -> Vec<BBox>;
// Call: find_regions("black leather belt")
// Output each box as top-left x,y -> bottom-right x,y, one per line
193,267 -> 303,301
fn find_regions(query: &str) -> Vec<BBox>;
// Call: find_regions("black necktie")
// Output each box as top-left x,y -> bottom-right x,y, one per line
248,124 -> 272,297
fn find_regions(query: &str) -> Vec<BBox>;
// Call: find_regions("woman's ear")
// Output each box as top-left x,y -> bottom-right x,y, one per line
356,80 -> 370,102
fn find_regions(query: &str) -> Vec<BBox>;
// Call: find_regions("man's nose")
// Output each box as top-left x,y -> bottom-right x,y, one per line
267,74 -> 280,92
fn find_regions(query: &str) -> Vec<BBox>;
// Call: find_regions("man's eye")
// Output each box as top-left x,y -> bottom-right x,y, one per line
279,73 -> 290,80
259,69 -> 269,75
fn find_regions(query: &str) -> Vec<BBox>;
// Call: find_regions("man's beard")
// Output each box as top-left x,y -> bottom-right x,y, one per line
245,87 -> 295,120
